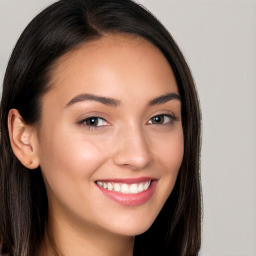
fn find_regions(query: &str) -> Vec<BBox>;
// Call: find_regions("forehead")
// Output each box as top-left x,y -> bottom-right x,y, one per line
44,34 -> 178,107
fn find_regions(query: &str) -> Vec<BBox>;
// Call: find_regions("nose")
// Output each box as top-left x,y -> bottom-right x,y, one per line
113,125 -> 153,170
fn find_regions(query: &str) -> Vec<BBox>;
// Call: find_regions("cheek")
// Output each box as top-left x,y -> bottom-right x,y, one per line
38,125 -> 110,196
155,129 -> 184,171
152,128 -> 184,195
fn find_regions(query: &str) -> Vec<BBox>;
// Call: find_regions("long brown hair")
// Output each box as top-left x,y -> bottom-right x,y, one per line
0,0 -> 202,255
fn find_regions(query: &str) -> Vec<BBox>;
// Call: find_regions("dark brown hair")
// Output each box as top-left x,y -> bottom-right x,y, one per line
0,0 -> 201,255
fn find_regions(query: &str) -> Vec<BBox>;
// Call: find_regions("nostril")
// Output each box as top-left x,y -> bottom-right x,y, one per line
113,147 -> 152,169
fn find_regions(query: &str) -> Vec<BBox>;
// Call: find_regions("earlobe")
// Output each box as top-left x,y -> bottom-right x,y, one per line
8,109 -> 40,169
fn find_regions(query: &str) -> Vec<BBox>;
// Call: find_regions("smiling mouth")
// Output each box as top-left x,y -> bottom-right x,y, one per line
96,180 -> 152,194
95,178 -> 157,206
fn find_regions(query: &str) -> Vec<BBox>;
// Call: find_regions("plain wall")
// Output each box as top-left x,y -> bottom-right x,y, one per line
1,1 -> 256,255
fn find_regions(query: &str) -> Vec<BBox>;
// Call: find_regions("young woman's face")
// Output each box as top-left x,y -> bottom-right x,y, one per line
36,34 -> 183,237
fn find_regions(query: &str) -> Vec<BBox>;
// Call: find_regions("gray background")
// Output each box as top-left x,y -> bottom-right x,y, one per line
0,1 -> 255,255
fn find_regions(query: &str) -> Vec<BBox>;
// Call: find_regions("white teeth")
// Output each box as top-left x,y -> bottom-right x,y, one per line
144,181 -> 150,190
96,181 -> 152,194
138,183 -> 143,192
108,182 -> 113,191
130,184 -> 138,194
121,184 -> 129,193
114,183 -> 120,192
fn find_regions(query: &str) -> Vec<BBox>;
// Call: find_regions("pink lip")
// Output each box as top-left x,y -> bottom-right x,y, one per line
97,177 -> 155,184
96,178 -> 157,206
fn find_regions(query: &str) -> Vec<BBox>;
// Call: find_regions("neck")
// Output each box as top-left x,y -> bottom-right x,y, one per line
37,214 -> 134,256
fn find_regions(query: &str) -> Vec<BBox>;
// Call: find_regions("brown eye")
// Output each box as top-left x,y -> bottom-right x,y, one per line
82,117 -> 108,127
151,115 -> 165,124
148,114 -> 175,125
85,117 -> 99,126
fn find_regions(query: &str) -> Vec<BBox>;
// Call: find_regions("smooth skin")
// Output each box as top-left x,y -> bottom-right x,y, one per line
8,34 -> 184,256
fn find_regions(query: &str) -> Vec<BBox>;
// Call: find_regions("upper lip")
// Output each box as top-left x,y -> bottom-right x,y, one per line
95,177 -> 156,184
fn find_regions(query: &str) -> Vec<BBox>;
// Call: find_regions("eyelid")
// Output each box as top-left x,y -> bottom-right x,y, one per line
76,110 -> 110,123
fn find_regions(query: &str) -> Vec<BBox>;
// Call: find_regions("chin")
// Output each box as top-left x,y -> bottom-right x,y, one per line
108,217 -> 156,237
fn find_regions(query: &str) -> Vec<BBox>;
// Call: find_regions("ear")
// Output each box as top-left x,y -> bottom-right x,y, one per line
8,109 -> 40,169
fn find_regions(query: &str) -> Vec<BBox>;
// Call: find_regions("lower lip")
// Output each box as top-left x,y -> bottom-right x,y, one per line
96,181 -> 157,206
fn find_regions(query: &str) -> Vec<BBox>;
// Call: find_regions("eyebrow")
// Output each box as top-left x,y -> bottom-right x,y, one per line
65,93 -> 121,108
65,92 -> 180,109
149,93 -> 181,105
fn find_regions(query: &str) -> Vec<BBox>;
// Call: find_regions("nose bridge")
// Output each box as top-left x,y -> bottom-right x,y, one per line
113,122 -> 152,169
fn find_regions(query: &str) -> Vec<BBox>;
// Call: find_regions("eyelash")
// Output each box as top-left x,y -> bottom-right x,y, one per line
78,113 -> 177,130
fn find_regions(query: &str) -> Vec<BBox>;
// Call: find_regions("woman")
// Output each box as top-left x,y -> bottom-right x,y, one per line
0,0 -> 201,255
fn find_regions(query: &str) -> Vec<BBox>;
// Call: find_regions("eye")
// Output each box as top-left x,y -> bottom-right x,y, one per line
148,114 -> 176,125
81,116 -> 109,127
